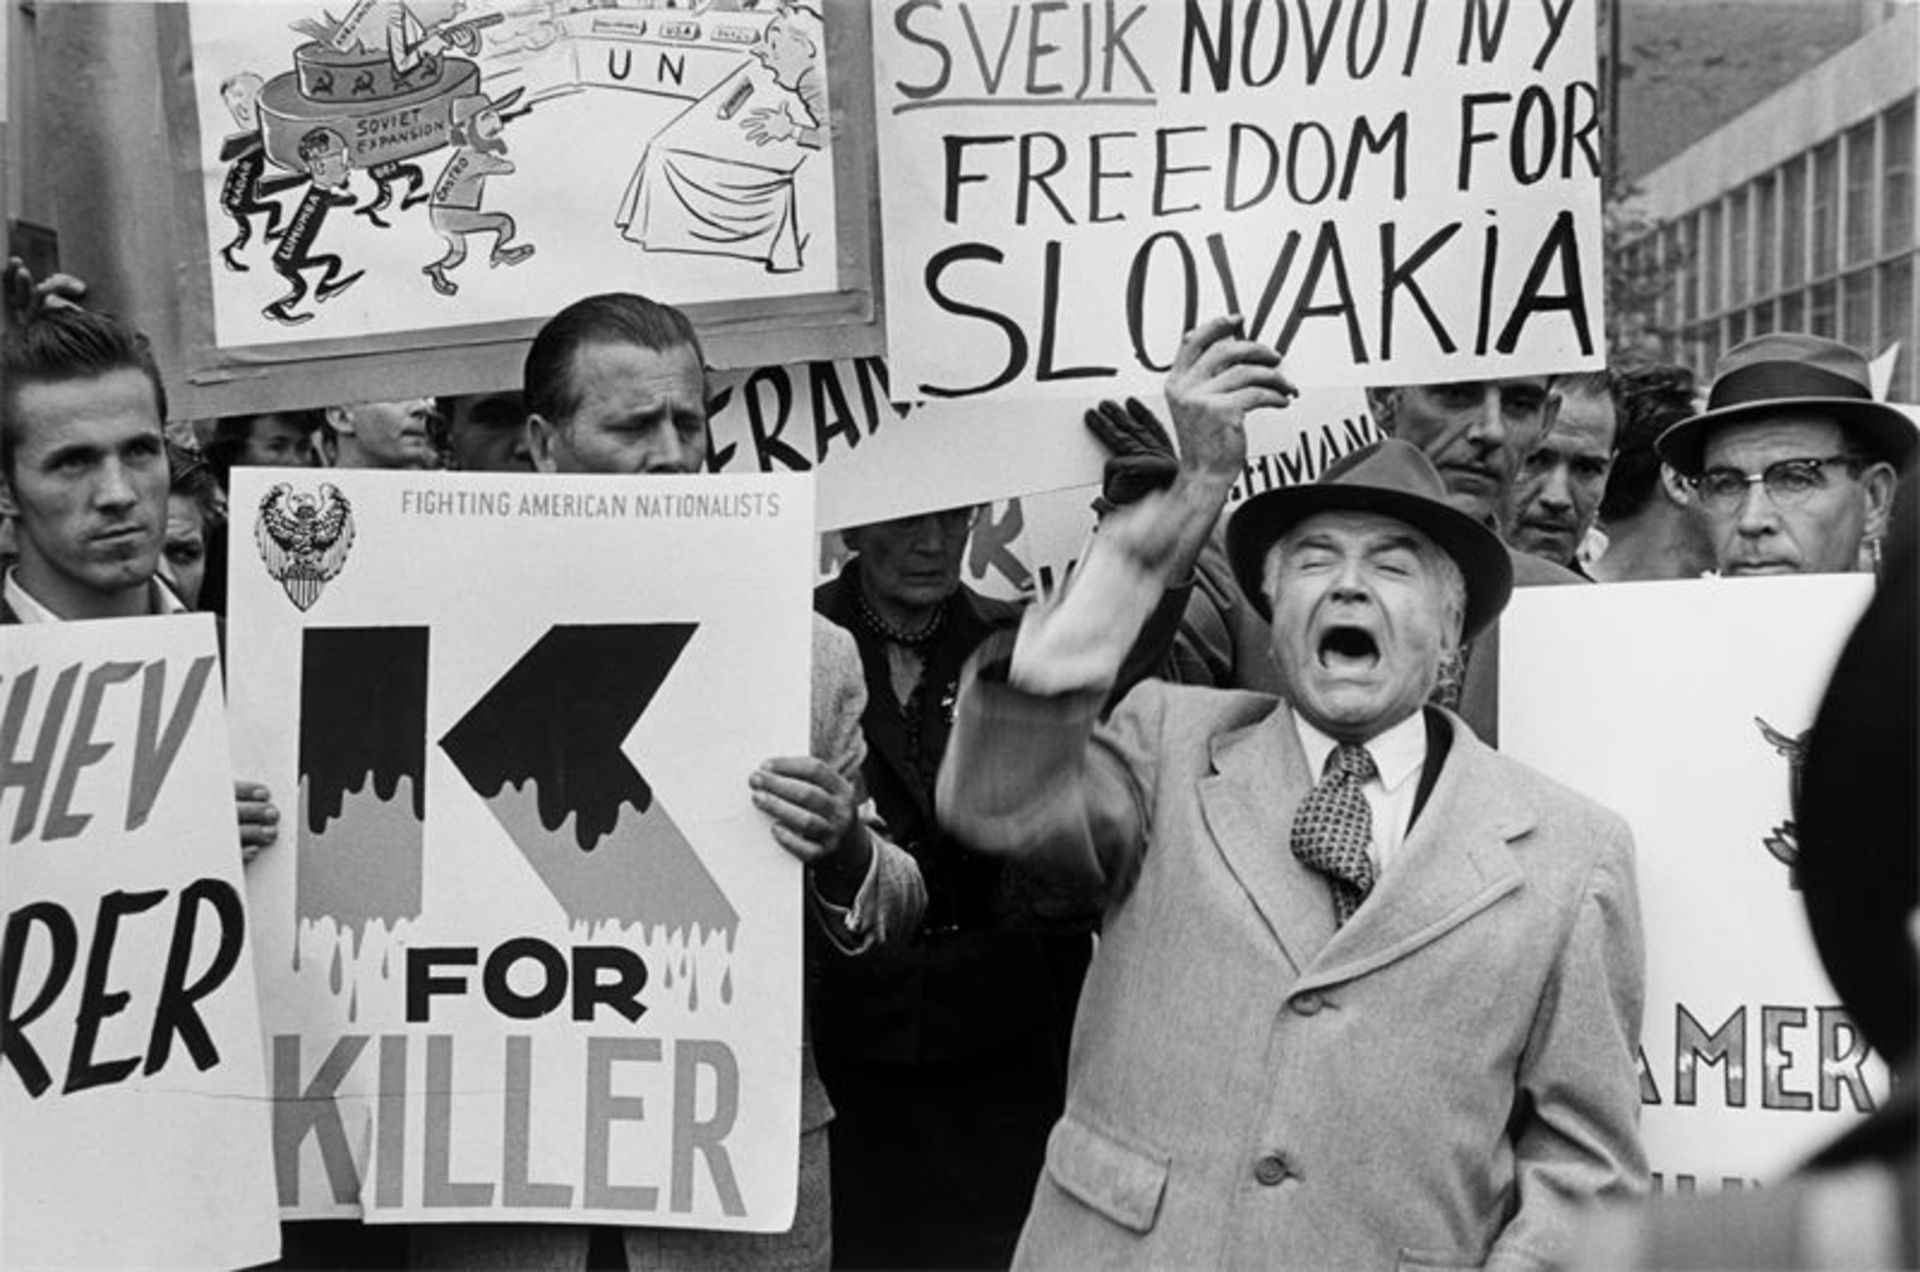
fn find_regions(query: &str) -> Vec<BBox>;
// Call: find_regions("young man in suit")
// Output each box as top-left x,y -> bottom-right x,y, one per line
938,317 -> 1648,1268
0,305 -> 280,856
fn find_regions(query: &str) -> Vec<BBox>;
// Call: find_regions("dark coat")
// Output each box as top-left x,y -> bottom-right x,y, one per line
813,568 -> 1085,1065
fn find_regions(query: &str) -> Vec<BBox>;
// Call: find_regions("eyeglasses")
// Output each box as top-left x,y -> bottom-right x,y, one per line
1690,455 -> 1865,515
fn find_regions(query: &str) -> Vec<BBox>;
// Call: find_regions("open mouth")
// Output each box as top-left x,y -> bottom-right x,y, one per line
1318,624 -> 1380,672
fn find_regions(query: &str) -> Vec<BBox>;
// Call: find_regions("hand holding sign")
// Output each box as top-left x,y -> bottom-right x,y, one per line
235,780 -> 281,862
1085,316 -> 1295,586
750,756 -> 863,867
1000,316 -> 1290,693
1166,315 -> 1297,485
3,256 -> 89,327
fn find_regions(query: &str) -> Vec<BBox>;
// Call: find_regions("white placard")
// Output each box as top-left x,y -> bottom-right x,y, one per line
1501,576 -> 1891,1190
1,616 -> 281,1269
710,353 -> 1373,530
874,0 -> 1604,400
227,469 -> 811,1229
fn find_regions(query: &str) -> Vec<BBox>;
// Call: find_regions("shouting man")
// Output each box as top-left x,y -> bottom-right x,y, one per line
939,318 -> 1647,1268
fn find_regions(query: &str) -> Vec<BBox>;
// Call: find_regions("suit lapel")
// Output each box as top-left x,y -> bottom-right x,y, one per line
1197,704 -> 1338,975
1296,712 -> 1529,993
815,571 -> 920,800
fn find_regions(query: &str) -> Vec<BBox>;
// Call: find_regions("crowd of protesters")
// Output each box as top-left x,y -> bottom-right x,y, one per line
1,254 -> 1914,1272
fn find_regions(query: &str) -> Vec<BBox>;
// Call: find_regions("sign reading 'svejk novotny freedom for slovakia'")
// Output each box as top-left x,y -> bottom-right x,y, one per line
874,0 -> 1604,399
226,469 -> 812,1229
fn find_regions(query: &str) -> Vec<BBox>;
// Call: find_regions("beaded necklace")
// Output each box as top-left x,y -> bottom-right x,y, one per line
853,585 -> 949,648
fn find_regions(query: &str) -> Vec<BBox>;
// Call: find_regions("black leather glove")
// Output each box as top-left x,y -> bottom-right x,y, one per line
1087,396 -> 1180,512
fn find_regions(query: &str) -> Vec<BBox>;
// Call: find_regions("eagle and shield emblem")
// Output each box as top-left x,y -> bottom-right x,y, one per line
255,482 -> 355,611
1754,715 -> 1808,888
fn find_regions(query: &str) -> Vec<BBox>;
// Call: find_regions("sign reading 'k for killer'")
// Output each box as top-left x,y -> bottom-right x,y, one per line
227,469 -> 812,1229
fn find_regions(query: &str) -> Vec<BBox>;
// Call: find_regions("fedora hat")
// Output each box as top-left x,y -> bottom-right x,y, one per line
1655,333 -> 1918,476
1226,438 -> 1514,639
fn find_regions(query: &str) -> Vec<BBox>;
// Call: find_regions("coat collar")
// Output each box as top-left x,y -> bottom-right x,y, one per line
1197,702 -> 1531,983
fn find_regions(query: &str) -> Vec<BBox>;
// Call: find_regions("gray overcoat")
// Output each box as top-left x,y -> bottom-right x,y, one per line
938,664 -> 1648,1271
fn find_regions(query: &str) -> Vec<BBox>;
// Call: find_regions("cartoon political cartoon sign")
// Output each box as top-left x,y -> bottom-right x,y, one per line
0,617 -> 281,1269
226,469 -> 812,1227
1501,575 -> 1892,1191
188,1 -> 838,347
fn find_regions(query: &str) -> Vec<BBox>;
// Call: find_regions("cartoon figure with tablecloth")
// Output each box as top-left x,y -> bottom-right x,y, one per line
422,88 -> 534,296
614,2 -> 825,274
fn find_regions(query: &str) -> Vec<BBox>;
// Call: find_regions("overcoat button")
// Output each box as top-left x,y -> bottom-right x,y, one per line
1254,1154 -> 1289,1186
1292,992 -> 1324,1016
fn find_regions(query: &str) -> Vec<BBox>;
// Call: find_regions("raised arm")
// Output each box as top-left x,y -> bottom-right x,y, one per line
1013,315 -> 1295,697
939,316 -> 1291,899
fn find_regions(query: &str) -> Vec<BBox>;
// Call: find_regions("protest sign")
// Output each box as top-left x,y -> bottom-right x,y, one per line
955,392 -> 1379,603
873,0 -> 1604,401
0,616 -> 280,1269
181,2 -> 844,350
226,469 -> 811,1228
710,353 -> 1373,530
1501,575 -> 1891,1190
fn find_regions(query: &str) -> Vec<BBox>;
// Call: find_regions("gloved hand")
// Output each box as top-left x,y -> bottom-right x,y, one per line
1087,396 -> 1179,513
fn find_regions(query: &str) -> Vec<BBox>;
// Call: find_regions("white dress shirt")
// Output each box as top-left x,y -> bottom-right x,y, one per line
1292,709 -> 1428,875
4,569 -> 187,622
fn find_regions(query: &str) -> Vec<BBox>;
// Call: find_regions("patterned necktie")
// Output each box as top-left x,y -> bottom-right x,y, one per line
1290,743 -> 1378,926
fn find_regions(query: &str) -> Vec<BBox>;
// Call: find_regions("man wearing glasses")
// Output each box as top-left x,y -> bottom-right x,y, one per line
1656,334 -> 1914,576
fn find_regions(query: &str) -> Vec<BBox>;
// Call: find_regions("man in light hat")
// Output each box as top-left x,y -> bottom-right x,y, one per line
1656,333 -> 1913,577
937,319 -> 1647,1268
422,87 -> 534,297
